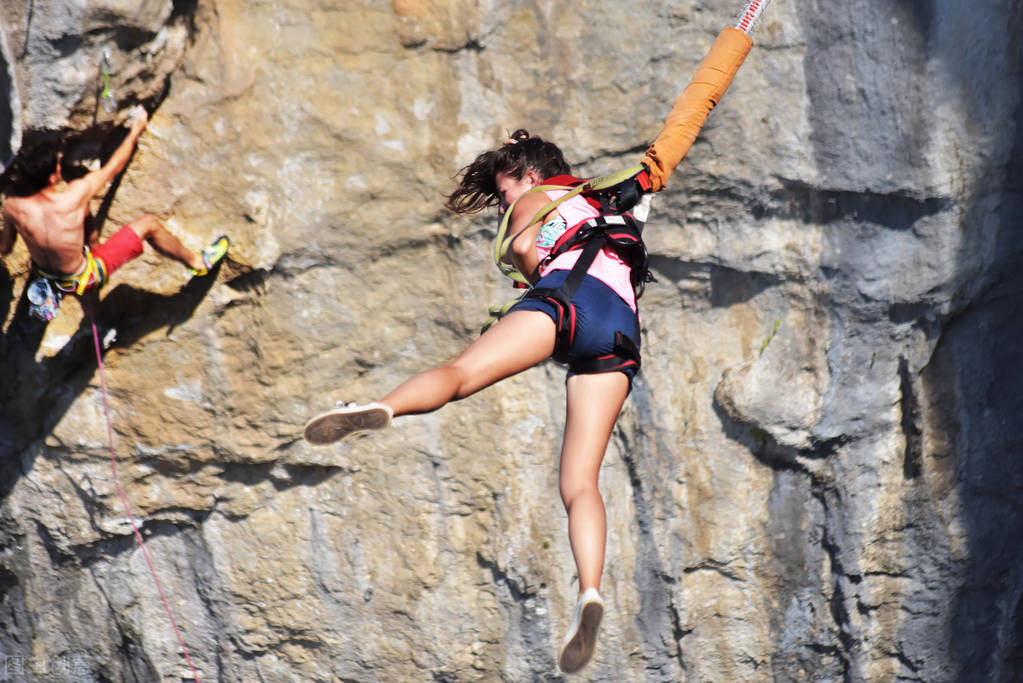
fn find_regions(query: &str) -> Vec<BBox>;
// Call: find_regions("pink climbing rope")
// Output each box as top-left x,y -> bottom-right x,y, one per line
86,297 -> 201,683
735,0 -> 773,34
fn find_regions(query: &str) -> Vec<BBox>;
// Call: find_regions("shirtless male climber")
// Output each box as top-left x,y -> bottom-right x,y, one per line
0,106 -> 228,318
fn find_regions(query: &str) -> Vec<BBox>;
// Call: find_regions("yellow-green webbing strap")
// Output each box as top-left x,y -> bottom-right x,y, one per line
483,164 -> 645,332
492,186 -> 574,286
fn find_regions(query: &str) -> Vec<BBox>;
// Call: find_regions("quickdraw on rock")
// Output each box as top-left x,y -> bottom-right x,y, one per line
100,50 -> 117,113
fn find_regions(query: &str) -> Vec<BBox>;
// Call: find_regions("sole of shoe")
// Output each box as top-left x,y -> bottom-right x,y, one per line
558,592 -> 604,673
303,404 -> 391,445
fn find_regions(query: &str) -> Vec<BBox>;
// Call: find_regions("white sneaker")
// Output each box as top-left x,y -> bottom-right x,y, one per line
303,401 -> 393,445
558,588 -> 605,673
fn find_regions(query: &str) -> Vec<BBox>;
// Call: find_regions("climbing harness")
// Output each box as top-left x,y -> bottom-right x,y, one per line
491,164 -> 646,288
86,296 -> 201,682
483,170 -> 654,376
100,51 -> 116,113
483,165 -> 652,328
36,248 -> 107,295
27,251 -> 103,321
27,249 -> 106,321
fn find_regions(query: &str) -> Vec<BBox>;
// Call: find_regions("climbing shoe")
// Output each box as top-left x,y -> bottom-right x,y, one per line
558,588 -> 605,674
190,235 -> 230,277
303,401 -> 394,445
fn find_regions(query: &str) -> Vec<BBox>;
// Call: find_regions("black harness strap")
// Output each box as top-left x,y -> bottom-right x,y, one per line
523,213 -> 647,375
568,331 -> 642,376
527,233 -> 607,360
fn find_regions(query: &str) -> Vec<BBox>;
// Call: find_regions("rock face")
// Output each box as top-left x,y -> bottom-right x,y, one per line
0,0 -> 1021,680
0,16 -> 17,172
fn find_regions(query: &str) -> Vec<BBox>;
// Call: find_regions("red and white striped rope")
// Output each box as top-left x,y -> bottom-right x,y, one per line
735,0 -> 773,34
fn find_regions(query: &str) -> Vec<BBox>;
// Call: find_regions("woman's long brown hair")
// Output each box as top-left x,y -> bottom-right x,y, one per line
444,129 -> 571,215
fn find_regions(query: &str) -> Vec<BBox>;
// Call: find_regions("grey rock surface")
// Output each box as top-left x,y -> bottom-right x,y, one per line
0,0 -> 1020,680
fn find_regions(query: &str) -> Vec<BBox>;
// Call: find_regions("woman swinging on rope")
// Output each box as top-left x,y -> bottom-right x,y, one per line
308,129 -> 640,672
306,6 -> 764,672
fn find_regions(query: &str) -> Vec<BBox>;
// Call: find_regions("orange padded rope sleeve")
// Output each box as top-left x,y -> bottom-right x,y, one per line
641,27 -> 753,192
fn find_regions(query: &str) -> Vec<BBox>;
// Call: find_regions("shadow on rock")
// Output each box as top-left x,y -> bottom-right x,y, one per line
0,259 -> 223,498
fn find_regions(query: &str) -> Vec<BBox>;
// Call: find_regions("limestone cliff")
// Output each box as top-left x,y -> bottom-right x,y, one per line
0,1 -> 1020,681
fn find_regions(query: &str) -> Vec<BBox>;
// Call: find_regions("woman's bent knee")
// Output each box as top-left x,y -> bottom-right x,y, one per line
448,360 -> 496,400
560,480 -> 601,509
441,364 -> 475,402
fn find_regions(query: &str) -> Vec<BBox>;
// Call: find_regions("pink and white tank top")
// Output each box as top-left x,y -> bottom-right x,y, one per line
535,189 -> 637,311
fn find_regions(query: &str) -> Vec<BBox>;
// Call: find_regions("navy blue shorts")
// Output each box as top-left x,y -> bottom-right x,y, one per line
509,269 -> 641,382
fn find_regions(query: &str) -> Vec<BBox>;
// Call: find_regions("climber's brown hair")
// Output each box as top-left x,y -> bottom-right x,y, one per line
4,139 -> 62,197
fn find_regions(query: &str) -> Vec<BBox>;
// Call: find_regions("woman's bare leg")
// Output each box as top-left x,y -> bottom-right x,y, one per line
380,310 -> 556,416
559,371 -> 629,596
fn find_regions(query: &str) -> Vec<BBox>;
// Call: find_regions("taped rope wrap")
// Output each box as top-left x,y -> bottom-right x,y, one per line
86,298 -> 201,683
640,27 -> 753,192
